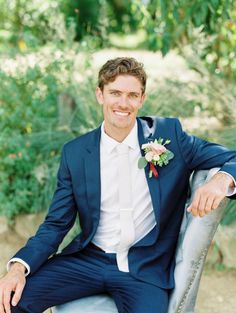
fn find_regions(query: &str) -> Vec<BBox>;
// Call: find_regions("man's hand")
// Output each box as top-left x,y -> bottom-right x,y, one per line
0,262 -> 26,313
187,172 -> 235,217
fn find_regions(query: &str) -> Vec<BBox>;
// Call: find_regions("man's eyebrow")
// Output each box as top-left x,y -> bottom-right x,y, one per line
129,91 -> 140,95
108,89 -> 141,95
108,89 -> 121,92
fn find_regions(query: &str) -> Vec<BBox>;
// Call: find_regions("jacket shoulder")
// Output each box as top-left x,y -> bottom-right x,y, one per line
139,116 -> 181,130
63,126 -> 100,152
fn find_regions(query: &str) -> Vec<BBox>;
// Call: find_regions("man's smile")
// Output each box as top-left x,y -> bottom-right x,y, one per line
113,110 -> 130,117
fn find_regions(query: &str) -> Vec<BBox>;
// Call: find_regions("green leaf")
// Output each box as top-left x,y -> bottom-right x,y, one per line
166,150 -> 174,161
157,138 -> 164,144
138,157 -> 148,169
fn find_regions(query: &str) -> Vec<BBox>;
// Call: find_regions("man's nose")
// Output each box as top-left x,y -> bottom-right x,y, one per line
119,95 -> 129,107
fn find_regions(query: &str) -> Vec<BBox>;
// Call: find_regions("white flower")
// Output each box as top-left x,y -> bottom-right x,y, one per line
141,143 -> 151,149
145,151 -> 154,162
153,154 -> 160,161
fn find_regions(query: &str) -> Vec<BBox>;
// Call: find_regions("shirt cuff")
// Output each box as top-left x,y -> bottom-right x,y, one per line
218,171 -> 236,196
7,258 -> 30,276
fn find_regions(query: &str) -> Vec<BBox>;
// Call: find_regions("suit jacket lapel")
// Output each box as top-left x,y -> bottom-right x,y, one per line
137,117 -> 161,226
84,127 -> 101,238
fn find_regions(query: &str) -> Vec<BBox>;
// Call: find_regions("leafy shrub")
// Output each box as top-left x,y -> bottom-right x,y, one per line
141,75 -> 236,126
0,0 -> 74,51
0,48 -> 102,220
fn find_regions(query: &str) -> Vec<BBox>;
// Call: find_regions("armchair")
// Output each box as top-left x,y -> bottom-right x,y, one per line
52,168 -> 228,313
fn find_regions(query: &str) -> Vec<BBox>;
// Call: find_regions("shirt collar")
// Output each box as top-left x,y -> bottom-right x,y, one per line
101,121 -> 138,154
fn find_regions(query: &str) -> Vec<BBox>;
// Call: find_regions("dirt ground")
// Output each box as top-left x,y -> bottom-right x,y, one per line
196,269 -> 236,313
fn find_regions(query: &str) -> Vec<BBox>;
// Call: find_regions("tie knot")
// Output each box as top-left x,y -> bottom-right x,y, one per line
117,143 -> 129,155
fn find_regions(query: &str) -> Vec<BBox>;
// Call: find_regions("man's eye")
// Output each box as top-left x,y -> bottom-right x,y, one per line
111,91 -> 119,96
130,94 -> 139,99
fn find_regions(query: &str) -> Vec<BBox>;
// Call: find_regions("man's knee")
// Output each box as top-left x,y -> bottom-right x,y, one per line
11,302 -> 44,313
10,293 -> 43,313
11,305 -> 27,313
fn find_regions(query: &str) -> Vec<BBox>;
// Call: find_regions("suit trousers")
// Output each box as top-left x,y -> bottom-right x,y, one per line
12,245 -> 169,313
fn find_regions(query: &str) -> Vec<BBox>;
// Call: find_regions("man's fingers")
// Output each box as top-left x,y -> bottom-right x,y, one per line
187,202 -> 199,216
3,287 -> 12,313
187,191 -> 201,216
198,192 -> 207,216
0,304 -> 5,313
212,198 -> 221,211
0,289 -> 5,313
11,283 -> 24,307
204,196 -> 214,214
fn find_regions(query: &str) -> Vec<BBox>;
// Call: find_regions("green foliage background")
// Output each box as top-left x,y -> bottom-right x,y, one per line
0,0 -> 236,224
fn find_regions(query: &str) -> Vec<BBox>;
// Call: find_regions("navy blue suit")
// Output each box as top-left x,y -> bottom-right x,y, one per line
12,117 -> 236,312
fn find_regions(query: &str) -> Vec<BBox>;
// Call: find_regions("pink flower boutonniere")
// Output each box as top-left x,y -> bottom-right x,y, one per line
138,138 -> 174,178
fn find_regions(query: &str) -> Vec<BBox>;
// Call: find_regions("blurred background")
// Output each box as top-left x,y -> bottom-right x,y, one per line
0,1 -> 236,312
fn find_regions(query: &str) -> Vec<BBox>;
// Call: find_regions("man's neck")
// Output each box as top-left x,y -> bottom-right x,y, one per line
103,123 -> 135,143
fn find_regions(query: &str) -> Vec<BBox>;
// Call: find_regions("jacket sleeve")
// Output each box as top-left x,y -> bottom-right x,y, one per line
175,118 -> 236,199
12,145 -> 78,274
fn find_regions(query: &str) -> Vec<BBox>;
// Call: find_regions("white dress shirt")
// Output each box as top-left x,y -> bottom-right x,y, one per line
92,121 -> 156,271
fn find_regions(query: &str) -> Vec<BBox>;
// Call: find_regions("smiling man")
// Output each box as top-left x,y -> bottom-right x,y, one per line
0,57 -> 236,313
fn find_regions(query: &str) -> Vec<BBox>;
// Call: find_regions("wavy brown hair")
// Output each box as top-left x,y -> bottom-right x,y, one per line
98,57 -> 147,94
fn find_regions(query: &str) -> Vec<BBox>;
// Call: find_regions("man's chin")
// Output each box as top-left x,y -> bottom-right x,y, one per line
113,122 -> 132,130
112,117 -> 134,128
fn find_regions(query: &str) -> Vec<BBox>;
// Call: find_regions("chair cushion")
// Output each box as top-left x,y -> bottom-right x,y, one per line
52,294 -> 118,313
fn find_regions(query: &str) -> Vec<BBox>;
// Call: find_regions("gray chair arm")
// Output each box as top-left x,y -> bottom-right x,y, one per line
53,168 -> 229,313
167,168 -> 228,313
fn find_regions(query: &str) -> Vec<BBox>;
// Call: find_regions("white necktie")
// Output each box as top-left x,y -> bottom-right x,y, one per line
116,143 -> 135,272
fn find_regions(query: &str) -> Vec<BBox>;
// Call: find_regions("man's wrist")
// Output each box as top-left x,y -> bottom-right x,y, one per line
10,262 -> 26,274
7,258 -> 30,276
211,171 -> 236,197
216,171 -> 235,187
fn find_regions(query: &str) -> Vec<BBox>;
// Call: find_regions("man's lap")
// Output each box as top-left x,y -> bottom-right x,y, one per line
12,247 -> 168,313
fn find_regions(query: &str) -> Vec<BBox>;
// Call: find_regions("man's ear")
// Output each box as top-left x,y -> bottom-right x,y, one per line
95,87 -> 104,105
139,93 -> 146,109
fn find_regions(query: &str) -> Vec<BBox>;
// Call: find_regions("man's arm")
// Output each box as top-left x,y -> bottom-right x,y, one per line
187,171 -> 235,217
175,119 -> 236,216
10,145 -> 77,274
0,144 -> 77,312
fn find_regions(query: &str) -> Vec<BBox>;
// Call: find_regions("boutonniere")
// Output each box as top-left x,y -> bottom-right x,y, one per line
138,138 -> 174,178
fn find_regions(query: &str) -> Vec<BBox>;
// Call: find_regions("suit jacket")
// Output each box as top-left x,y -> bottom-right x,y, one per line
13,117 -> 236,289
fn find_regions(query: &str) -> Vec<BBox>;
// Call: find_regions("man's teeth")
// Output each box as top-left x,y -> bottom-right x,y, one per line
114,111 -> 129,116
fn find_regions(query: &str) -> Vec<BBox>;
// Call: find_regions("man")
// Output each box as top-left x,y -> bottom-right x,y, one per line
0,57 -> 236,313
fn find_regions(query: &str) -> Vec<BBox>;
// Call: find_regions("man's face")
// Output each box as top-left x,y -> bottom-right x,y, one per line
96,75 -> 145,137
